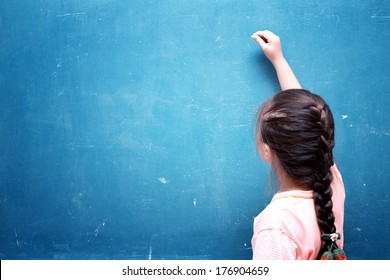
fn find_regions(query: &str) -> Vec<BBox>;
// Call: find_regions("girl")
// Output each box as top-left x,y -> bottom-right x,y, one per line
250,30 -> 345,260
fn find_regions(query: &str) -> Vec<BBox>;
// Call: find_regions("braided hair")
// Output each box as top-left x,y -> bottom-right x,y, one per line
257,89 -> 336,258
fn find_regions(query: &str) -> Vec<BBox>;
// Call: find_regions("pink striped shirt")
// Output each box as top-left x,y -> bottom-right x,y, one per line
252,165 -> 345,260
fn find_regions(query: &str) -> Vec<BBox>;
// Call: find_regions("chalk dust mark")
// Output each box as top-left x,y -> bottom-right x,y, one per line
371,10 -> 390,19
94,218 -> 108,237
14,228 -> 20,247
56,59 -> 63,68
56,12 -> 86,17
159,14 -> 199,24
76,145 -> 95,149
231,124 -> 248,128
148,246 -> 153,260
148,234 -> 159,260
158,177 -> 169,184
350,123 -> 390,137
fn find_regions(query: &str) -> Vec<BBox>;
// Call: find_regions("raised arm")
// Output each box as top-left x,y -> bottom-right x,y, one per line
251,30 -> 301,91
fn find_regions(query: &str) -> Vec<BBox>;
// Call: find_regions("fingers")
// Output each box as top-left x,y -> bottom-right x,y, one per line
252,30 -> 279,47
251,32 -> 268,50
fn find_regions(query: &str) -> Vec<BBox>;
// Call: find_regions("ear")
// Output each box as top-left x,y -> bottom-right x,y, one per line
256,136 -> 273,164
261,143 -> 273,163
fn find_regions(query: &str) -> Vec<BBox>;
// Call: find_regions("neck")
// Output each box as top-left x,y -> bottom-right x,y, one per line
276,167 -> 309,192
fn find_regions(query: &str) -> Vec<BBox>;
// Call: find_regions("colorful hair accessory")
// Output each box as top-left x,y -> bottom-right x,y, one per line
320,233 -> 347,260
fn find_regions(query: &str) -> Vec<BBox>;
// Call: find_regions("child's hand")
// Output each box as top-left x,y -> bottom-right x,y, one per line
251,30 -> 301,90
251,30 -> 284,63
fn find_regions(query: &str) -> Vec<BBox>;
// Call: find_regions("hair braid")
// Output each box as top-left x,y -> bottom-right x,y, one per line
257,89 -> 337,258
309,103 -> 337,256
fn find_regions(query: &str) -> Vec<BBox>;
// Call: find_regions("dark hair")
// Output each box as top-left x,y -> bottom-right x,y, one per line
256,89 -> 336,258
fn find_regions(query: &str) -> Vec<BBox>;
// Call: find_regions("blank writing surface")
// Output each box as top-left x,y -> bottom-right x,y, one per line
0,0 -> 389,259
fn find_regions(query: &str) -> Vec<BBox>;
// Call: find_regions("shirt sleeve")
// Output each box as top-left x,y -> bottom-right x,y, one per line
252,229 -> 299,260
330,164 -> 346,249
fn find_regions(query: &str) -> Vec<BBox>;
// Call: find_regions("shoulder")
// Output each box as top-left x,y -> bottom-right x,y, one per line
253,190 -> 319,244
253,199 -> 288,232
254,193 -> 313,236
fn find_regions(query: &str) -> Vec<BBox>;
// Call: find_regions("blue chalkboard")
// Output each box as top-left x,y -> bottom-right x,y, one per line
0,0 -> 389,260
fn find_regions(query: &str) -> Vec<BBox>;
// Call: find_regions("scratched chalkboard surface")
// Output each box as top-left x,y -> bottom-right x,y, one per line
0,0 -> 389,260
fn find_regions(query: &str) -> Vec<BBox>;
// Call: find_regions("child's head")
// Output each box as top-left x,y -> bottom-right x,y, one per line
256,89 -> 336,239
